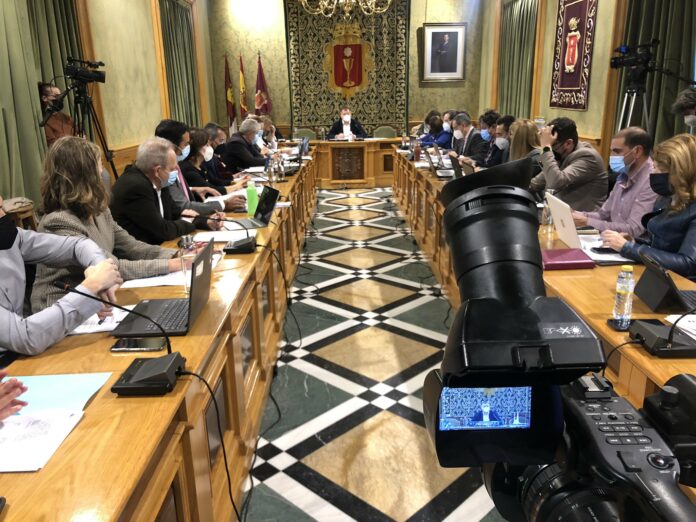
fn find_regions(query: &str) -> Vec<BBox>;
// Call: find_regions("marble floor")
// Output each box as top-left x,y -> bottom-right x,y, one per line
242,188 -> 506,521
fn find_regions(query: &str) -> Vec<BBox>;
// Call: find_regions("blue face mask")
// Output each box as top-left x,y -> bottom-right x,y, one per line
609,155 -> 626,173
161,169 -> 178,188
176,144 -> 190,162
480,129 -> 490,141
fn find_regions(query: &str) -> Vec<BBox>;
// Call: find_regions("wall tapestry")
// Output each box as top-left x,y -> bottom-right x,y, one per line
549,0 -> 597,110
285,0 -> 409,134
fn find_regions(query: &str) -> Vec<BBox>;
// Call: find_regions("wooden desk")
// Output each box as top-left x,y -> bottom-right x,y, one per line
0,159 -> 318,521
312,138 -> 401,188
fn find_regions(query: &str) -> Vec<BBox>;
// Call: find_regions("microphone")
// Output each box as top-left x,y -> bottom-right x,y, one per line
207,216 -> 257,254
54,280 -> 186,396
54,281 -> 172,354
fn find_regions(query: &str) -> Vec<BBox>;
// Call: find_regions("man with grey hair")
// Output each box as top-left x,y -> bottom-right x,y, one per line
110,137 -> 223,245
448,112 -> 489,165
223,118 -> 275,173
672,87 -> 696,130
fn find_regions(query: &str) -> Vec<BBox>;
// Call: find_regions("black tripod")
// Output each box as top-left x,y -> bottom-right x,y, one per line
72,81 -> 118,179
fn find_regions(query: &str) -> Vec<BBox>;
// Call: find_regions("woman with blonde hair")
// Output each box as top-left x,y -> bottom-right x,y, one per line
509,119 -> 542,161
602,133 -> 696,278
32,136 -> 185,312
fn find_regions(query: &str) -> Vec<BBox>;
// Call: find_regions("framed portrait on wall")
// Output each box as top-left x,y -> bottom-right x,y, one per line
421,23 -> 466,82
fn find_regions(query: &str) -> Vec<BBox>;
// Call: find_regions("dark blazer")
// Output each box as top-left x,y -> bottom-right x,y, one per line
457,129 -> 489,164
327,118 -> 368,139
203,156 -> 232,187
621,201 -> 696,279
110,165 -> 206,245
222,133 -> 266,173
480,143 -> 506,168
180,158 -> 227,194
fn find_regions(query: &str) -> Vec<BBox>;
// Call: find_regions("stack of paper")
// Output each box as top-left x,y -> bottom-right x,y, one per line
69,306 -> 134,335
0,372 -> 111,472
666,315 -> 696,341
579,235 -> 633,263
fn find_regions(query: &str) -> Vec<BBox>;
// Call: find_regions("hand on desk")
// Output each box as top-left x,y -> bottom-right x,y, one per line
224,196 -> 246,213
0,371 -> 28,420
336,133 -> 345,140
181,208 -> 199,218
191,186 -> 220,199
207,212 -> 226,230
229,176 -> 251,193
601,230 -> 629,252
572,211 -> 588,227
83,259 -> 123,300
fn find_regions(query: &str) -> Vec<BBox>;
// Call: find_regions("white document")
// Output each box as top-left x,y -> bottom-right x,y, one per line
192,230 -> 257,243
665,315 -> 696,341
120,253 -> 222,288
302,155 -> 312,161
0,409 -> 84,472
68,306 -> 134,335
579,236 -> 634,263
205,185 -> 262,204
242,166 -> 266,173
414,161 -> 430,168
276,201 -> 292,208
15,373 -> 111,415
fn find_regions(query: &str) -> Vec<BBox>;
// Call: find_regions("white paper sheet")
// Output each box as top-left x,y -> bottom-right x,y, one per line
665,315 -> 696,341
241,166 -> 266,173
14,373 -> 111,415
68,306 -> 134,335
0,409 -> 84,472
120,253 -> 222,288
192,230 -> 257,243
579,236 -> 634,263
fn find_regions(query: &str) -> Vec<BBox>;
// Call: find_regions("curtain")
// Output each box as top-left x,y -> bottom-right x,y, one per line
28,0 -> 82,119
497,0 -> 539,118
616,0 -> 695,143
0,1 -> 47,202
159,0 -> 201,126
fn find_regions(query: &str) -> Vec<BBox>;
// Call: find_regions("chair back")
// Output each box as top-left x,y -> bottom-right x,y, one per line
294,128 -> 317,140
373,125 -> 397,138
3,198 -> 38,230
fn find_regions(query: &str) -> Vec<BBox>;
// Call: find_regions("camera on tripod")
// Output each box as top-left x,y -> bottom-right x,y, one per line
610,40 -> 657,70
64,57 -> 106,84
423,162 -> 696,520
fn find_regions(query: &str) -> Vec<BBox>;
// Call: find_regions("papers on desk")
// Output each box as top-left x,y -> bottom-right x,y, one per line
0,372 -> 111,472
120,253 -> 222,288
205,185 -> 263,204
68,305 -> 134,335
193,230 -> 257,243
241,166 -> 266,174
414,161 -> 430,168
578,235 -> 634,264
666,315 -> 696,342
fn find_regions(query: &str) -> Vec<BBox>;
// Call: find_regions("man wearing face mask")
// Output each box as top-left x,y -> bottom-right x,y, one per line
442,110 -> 457,147
448,112 -> 489,165
223,118 -> 276,173
327,107 -> 367,140
111,137 -> 223,245
38,82 -> 75,147
0,194 -> 123,356
672,87 -> 696,132
478,115 -> 515,168
571,127 -> 656,238
530,117 -> 607,211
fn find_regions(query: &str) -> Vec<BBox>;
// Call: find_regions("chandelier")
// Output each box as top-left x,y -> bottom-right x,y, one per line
299,0 -> 393,19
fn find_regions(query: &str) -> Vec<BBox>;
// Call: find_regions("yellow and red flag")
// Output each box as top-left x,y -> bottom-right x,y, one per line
224,55 -> 237,134
239,55 -> 249,119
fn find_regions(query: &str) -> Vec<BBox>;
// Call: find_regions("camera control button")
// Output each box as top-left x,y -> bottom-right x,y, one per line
592,415 -> 602,421
620,437 -> 637,444
586,406 -> 596,412
599,426 -> 614,432
608,414 -> 618,420
624,414 -> 634,420
602,406 -> 611,412
648,453 -> 674,470
618,450 -> 642,472
636,436 -> 652,444
628,425 -> 642,432
606,436 -> 622,445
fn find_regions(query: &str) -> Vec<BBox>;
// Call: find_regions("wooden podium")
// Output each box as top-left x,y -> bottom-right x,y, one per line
312,138 -> 401,188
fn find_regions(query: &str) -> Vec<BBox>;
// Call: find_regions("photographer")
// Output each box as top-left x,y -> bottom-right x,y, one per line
38,82 -> 75,147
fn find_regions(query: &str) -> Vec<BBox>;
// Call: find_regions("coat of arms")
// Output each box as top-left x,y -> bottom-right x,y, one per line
564,17 -> 581,73
323,23 -> 374,99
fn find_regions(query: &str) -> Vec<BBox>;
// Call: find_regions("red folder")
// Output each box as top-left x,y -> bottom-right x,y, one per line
542,249 -> 595,270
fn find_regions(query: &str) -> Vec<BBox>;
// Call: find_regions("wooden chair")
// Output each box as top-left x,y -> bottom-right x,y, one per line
294,128 -> 317,140
4,198 -> 38,230
373,125 -> 397,138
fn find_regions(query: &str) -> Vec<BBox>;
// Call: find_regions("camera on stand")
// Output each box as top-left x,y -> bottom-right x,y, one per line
423,161 -> 696,521
64,57 -> 106,84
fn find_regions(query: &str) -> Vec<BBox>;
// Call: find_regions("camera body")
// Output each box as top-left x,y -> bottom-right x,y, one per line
610,44 -> 653,69
64,57 -> 105,84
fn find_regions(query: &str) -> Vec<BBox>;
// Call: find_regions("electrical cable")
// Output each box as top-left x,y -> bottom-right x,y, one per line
602,340 -> 643,376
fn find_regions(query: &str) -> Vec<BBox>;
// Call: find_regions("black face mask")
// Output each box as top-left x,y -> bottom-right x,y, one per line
214,144 -> 226,156
650,172 -> 673,196
0,214 -> 18,250
51,97 -> 64,112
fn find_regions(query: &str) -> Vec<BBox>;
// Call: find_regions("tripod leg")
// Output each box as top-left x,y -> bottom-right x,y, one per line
626,93 -> 637,127
87,101 -> 119,179
617,93 -> 629,133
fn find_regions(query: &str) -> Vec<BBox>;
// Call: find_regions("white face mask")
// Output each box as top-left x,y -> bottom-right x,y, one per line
342,115 -> 351,124
495,137 -> 509,150
443,122 -> 451,133
453,129 -> 464,140
685,114 -> 696,127
203,145 -> 214,162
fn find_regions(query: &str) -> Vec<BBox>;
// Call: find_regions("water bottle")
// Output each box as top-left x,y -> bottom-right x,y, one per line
613,265 -> 635,330
246,181 -> 259,216
277,157 -> 285,182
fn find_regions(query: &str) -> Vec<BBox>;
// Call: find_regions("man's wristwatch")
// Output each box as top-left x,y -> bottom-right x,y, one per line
543,146 -> 551,153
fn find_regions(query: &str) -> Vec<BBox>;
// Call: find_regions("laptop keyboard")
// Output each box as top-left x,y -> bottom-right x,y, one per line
680,290 -> 696,309
148,299 -> 189,331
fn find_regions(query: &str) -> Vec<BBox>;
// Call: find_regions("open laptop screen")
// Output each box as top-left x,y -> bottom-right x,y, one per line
188,240 -> 214,325
254,185 -> 281,224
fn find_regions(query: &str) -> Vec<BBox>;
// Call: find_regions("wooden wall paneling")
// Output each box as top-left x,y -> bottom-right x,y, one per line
150,0 -> 171,120
530,0 -> 548,119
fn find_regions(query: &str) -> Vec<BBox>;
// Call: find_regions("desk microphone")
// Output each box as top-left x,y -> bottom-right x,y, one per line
54,281 -> 186,396
207,216 -> 257,254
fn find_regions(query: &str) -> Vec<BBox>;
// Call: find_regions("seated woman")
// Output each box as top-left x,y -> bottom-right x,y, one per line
419,116 -> 453,149
411,109 -> 440,137
32,136 -> 183,313
602,134 -> 696,278
180,129 -> 248,196
1,194 -> 122,355
261,116 -> 283,150
509,119 -> 543,177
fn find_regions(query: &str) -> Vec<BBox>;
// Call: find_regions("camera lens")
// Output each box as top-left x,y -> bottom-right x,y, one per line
521,464 -> 620,521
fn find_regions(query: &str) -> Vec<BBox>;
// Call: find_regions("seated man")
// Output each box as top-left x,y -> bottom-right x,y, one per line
477,115 -> 515,168
111,137 -> 223,245
449,112 -> 488,164
223,118 -> 273,173
0,196 -> 122,355
419,115 -> 453,149
573,127 -> 657,238
38,82 -> 74,147
326,107 -> 368,140
203,122 -> 234,185
530,117 -> 607,212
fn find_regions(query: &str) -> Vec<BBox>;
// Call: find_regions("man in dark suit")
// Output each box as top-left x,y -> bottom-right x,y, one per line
434,33 -> 456,73
326,108 -> 368,140
449,112 -> 489,166
110,137 -> 223,245
222,118 -> 271,174
470,402 -> 502,425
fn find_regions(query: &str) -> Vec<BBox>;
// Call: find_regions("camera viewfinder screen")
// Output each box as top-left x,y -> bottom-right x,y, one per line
439,386 -> 532,431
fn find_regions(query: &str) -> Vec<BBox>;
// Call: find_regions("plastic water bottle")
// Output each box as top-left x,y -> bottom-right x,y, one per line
613,265 -> 635,330
246,182 -> 258,216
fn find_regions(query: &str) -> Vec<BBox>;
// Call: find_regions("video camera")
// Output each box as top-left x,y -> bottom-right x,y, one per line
423,165 -> 696,520
610,40 -> 657,70
64,57 -> 106,84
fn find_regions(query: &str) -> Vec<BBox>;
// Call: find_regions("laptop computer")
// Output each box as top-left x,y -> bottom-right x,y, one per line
634,254 -> 696,312
425,153 -> 455,178
113,240 -> 213,338
545,193 -> 581,248
229,185 -> 281,229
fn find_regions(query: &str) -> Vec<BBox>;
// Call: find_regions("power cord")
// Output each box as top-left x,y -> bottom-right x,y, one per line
177,369 -> 241,521
602,340 -> 643,376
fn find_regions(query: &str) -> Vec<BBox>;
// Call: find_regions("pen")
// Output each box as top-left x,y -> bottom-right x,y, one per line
97,317 -> 105,325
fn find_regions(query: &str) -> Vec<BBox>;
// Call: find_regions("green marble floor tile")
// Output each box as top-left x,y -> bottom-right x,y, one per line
309,217 -> 342,230
381,262 -> 437,285
393,297 -> 453,335
293,265 -> 346,289
377,235 -> 420,251
260,365 -> 352,440
243,483 -> 316,522
283,302 -> 350,343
